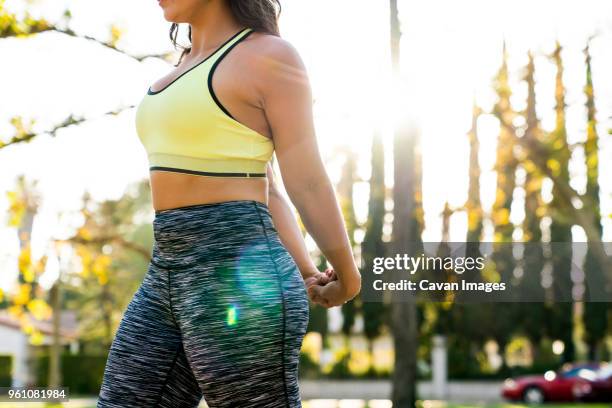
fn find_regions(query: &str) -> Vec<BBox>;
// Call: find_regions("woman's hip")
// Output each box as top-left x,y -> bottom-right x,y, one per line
152,200 -> 279,266
149,199 -> 307,305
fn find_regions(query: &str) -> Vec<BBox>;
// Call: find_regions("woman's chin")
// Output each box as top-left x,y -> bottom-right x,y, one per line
160,8 -> 183,23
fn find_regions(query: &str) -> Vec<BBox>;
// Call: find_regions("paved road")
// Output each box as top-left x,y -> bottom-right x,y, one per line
300,380 -> 504,403
0,381 -> 505,407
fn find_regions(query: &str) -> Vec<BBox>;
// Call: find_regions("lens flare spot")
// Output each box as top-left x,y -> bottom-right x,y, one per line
235,242 -> 281,306
227,304 -> 238,326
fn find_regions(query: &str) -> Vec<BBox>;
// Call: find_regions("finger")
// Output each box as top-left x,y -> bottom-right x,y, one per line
318,274 -> 330,285
325,268 -> 338,281
318,272 -> 332,285
305,275 -> 323,288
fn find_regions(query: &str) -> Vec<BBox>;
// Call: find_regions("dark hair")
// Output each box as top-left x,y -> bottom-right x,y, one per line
169,0 -> 281,66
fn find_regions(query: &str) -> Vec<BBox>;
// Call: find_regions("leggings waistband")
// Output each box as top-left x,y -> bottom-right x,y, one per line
154,199 -> 269,216
155,200 -> 268,218
151,200 -> 277,268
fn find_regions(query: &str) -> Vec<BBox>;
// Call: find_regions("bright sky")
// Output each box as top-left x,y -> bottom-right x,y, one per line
1,0 -> 611,289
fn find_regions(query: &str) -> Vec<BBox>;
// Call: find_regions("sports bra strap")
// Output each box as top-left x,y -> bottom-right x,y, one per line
207,27 -> 254,66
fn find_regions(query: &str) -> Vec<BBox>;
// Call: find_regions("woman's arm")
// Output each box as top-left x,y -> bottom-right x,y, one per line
266,162 -> 320,282
252,38 -> 361,306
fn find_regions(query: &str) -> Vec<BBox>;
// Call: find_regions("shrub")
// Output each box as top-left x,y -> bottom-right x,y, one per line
36,354 -> 107,395
0,355 -> 12,387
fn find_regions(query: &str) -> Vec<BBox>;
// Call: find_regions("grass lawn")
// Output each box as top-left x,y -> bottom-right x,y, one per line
417,404 -> 610,408
0,401 -> 609,408
417,401 -> 610,408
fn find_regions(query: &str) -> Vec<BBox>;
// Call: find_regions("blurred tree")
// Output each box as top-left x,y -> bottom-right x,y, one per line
338,152 -> 359,342
4,175 -> 50,344
389,0 -> 421,405
517,50 -> 547,361
491,41 -> 518,245
48,277 -> 62,389
0,0 -> 50,37
513,54 -> 612,299
489,41 -> 519,369
429,203 -> 454,332
0,1 -> 170,151
3,175 -> 51,386
414,128 -> 425,240
547,41 -> 574,363
0,109 -> 134,151
581,38 -> 608,361
465,97 -> 484,252
0,1 -> 166,59
456,97 -> 488,350
444,102 -> 490,374
361,132 -> 388,367
60,181 -> 153,350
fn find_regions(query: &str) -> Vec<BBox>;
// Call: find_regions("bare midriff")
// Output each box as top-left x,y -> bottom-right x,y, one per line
150,171 -> 268,212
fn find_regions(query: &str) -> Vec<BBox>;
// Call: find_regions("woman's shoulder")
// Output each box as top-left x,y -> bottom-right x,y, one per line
241,31 -> 306,72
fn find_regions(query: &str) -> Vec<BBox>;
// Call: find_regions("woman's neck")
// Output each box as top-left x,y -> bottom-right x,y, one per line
188,2 -> 244,59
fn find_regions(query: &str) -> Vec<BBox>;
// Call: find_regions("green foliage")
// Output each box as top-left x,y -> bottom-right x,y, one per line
532,338 -> 561,369
35,354 -> 107,395
326,349 -> 351,379
338,152 -> 359,336
341,298 -> 356,336
546,41 -> 575,363
361,133 -> 387,341
518,52 -> 547,341
0,355 -> 12,387
465,101 -> 484,245
298,351 -> 319,379
341,350 -> 408,379
306,303 -> 328,338
0,0 -> 52,38
581,41 -> 608,360
446,338 -> 483,379
488,42 -> 520,369
64,180 -> 153,347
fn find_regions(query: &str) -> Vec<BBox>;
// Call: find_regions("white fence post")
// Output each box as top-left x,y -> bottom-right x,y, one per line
432,335 -> 448,400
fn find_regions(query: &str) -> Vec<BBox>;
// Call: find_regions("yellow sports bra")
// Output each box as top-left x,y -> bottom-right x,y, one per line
134,27 -> 273,178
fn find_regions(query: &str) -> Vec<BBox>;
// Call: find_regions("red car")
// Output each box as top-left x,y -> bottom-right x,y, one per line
501,363 -> 602,404
573,363 -> 612,402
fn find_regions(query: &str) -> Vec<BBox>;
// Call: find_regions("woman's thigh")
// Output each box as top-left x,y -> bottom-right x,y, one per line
97,263 -> 202,408
170,231 -> 309,407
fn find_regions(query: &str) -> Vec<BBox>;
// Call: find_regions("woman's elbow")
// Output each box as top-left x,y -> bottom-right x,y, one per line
345,273 -> 362,299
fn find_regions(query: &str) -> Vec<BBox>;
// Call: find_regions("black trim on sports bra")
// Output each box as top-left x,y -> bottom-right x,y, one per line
147,27 -> 248,96
150,166 -> 266,178
207,29 -> 255,120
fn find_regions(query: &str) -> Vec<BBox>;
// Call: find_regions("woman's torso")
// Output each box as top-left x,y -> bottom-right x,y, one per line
135,27 -> 273,212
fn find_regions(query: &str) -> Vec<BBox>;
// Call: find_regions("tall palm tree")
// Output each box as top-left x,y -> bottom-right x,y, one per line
389,0 -> 420,405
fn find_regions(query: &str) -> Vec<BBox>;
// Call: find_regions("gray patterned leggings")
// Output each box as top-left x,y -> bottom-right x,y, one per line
97,200 -> 310,407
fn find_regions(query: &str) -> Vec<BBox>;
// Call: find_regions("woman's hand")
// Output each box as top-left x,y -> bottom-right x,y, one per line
302,267 -> 333,291
306,279 -> 354,308
305,267 -> 359,308
323,267 -> 337,282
